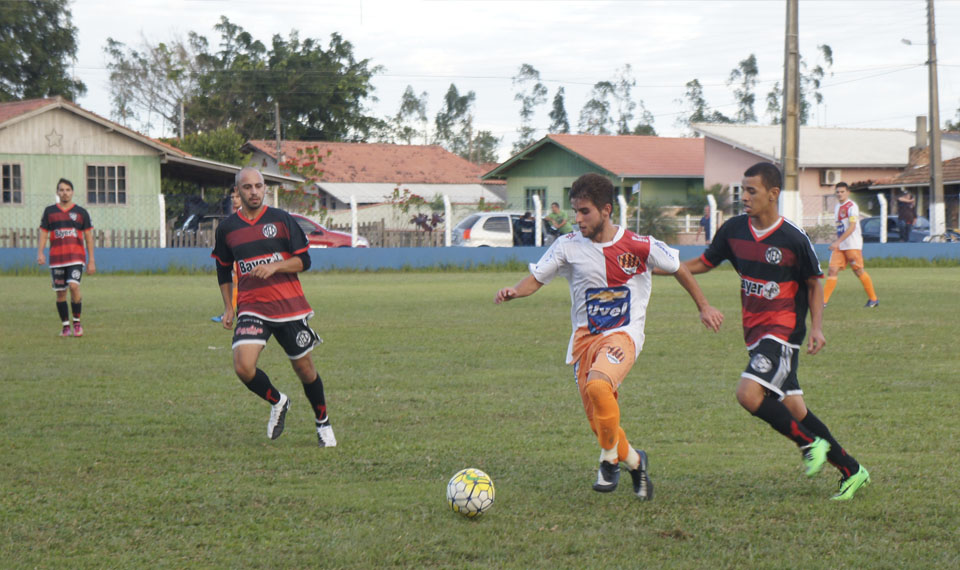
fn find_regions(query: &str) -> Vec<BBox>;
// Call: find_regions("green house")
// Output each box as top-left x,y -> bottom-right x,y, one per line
482,134 -> 704,210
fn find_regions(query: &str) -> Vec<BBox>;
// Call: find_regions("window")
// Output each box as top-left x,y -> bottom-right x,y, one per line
731,183 -> 743,214
86,164 -> 127,204
482,215 -> 511,233
1,163 -> 22,204
524,187 -> 546,210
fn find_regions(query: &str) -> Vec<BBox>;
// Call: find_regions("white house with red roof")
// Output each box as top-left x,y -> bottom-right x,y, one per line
241,140 -> 505,212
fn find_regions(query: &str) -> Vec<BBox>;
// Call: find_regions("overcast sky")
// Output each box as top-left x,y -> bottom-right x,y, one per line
70,0 -> 960,161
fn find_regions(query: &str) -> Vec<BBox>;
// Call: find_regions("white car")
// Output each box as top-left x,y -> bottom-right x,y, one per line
452,211 -> 556,247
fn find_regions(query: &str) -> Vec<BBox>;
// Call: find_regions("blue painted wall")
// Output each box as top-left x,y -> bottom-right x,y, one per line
2,243 -> 958,272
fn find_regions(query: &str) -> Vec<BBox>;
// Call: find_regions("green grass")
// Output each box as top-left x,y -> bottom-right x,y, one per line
1,268 -> 958,568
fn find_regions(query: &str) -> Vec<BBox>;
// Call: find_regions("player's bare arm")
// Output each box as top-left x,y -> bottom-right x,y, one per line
829,222 -> 856,252
84,228 -> 96,274
671,263 -> 723,332
250,255 -> 304,279
806,275 -> 826,355
494,274 -> 543,304
37,229 -> 48,265
220,282 -> 235,329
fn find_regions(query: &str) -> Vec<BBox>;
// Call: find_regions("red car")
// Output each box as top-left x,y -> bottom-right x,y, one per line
291,213 -> 369,248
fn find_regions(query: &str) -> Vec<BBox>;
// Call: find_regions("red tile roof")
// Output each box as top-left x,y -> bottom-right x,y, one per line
244,140 -> 502,184
889,155 -> 960,185
0,98 -> 61,124
546,134 -> 704,177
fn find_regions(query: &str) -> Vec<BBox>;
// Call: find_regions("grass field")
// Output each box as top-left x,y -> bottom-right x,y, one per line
2,267 -> 958,568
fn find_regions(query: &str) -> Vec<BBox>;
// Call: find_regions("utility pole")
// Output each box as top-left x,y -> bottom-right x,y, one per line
927,0 -> 946,238
275,101 -> 283,164
780,0 -> 801,222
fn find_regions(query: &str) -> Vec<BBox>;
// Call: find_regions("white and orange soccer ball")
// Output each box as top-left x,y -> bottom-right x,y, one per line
446,468 -> 495,518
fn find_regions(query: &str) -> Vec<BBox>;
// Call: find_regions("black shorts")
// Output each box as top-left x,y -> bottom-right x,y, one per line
741,338 -> 803,400
51,264 -> 84,291
232,315 -> 321,360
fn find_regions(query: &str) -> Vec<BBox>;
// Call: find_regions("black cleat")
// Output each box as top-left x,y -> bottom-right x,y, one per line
592,460 -> 620,493
628,449 -> 654,501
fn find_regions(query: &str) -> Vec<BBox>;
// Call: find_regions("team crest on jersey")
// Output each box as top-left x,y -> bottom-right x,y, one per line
69,212 -> 78,222
764,247 -> 783,265
750,353 -> 773,374
585,286 -> 630,334
296,330 -> 313,348
262,223 -> 278,238
617,252 -> 641,275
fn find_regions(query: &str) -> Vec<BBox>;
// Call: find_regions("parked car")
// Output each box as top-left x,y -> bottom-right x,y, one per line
859,215 -> 930,243
291,213 -> 369,248
452,211 -> 558,247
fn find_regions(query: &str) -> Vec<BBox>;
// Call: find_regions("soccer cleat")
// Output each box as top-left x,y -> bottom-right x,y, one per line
801,437 -> 830,477
59,325 -> 72,337
864,300 -> 879,308
317,423 -> 337,448
831,466 -> 870,501
73,322 -> 83,337
592,460 -> 620,493
627,449 -> 654,501
267,393 -> 289,440
211,315 -> 223,322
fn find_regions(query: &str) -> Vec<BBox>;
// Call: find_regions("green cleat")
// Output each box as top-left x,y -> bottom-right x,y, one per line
831,466 -> 870,501
802,437 -> 830,477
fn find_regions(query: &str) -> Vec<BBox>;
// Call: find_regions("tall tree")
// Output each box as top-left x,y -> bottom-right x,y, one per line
512,64 -> 548,153
947,106 -> 960,132
0,0 -> 86,101
433,83 -> 499,162
764,45 -> 834,126
612,64 -> 638,135
728,54 -> 759,123
548,87 -> 570,134
392,85 -> 428,144
578,81 -> 614,135
104,17 -> 384,140
676,79 -> 731,134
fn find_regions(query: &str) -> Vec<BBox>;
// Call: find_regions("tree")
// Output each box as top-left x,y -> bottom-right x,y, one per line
548,87 -> 570,134
728,54 -> 759,123
432,83 -> 499,162
612,64 -> 638,135
676,79 -> 731,133
165,127 -> 250,166
764,45 -> 834,125
392,86 -> 428,144
578,81 -> 615,135
104,17 -> 384,140
512,64 -> 548,153
947,107 -> 960,132
0,0 -> 86,101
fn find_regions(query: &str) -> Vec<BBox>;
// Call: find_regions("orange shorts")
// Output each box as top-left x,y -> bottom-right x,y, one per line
571,329 -> 636,418
829,249 -> 864,271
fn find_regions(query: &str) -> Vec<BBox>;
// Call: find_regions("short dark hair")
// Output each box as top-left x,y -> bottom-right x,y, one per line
551,202 -> 560,208
835,182 -> 849,190
743,162 -> 782,191
569,173 -> 613,210
57,178 -> 74,191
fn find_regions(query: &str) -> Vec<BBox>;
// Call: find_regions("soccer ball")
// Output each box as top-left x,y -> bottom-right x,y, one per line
446,468 -> 495,517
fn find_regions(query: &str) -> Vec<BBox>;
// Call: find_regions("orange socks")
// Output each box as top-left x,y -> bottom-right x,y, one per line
823,277 -> 838,303
584,379 -> 620,453
858,272 -> 877,301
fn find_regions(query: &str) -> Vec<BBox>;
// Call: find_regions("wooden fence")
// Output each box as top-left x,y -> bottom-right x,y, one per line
2,223 -> 445,248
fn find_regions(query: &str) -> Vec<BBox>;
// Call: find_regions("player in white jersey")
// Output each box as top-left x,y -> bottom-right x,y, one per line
495,173 -> 723,499
823,182 -> 878,308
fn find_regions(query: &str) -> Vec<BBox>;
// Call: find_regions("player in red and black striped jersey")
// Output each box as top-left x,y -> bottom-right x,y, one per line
211,167 -> 336,447
682,162 -> 870,500
37,178 -> 95,338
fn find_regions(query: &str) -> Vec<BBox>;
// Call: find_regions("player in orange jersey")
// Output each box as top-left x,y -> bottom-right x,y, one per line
823,182 -> 878,308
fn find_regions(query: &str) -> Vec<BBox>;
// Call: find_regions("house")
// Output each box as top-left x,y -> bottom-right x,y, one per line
481,134 -> 704,210
0,98 -> 295,241
240,140 -> 505,212
871,151 -> 960,231
693,122 -> 960,225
